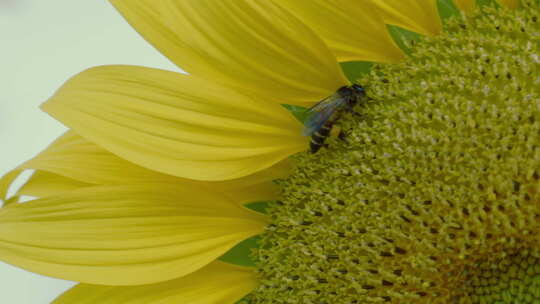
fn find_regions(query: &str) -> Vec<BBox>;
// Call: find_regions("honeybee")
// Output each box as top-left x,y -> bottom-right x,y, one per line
303,84 -> 366,153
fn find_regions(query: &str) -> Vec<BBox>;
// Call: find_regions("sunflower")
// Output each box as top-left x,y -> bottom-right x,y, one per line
1,0 -> 538,303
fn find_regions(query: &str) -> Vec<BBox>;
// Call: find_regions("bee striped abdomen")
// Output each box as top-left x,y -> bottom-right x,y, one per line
310,123 -> 333,153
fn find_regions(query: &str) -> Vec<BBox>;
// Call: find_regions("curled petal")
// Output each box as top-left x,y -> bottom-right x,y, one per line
0,184 -> 267,285
110,0 -> 348,104
53,261 -> 256,304
274,0 -> 405,63
0,170 -> 21,202
42,65 -> 308,181
372,0 -> 442,36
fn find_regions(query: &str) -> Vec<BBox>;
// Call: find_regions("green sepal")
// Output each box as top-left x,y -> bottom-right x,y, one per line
218,235 -> 261,267
235,297 -> 251,304
281,104 -> 310,123
386,25 -> 422,56
438,0 -> 461,20
339,61 -> 373,83
218,201 -> 269,267
245,201 -> 270,214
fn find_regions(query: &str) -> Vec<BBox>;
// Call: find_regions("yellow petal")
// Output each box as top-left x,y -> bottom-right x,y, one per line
21,130 -> 177,185
41,65 -> 308,181
211,159 -> 290,205
372,0 -> 442,36
17,171 -> 91,197
0,170 -> 22,201
0,184 -> 266,285
497,0 -> 520,9
8,130 -> 288,204
53,261 -> 256,304
453,0 -> 476,12
110,0 -> 348,104
273,0 -> 405,63
3,196 -> 20,206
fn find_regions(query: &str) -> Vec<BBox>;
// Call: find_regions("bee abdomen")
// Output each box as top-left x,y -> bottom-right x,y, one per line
310,139 -> 325,153
310,124 -> 333,153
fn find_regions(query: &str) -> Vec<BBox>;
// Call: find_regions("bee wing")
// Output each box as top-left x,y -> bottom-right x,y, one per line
302,93 -> 346,136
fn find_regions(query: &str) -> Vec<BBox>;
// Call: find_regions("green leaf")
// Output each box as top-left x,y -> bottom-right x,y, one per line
387,25 -> 422,56
235,297 -> 251,304
339,61 -> 373,83
218,235 -> 261,267
245,201 -> 270,214
437,0 -> 461,20
281,104 -> 310,123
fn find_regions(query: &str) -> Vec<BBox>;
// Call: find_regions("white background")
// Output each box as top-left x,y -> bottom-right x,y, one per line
0,1 -> 178,302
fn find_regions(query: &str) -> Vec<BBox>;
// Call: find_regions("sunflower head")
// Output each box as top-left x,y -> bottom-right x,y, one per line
249,2 -> 540,303
1,1 -> 539,303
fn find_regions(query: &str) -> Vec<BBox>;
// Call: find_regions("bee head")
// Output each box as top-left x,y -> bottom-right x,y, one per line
337,84 -> 365,98
350,84 -> 365,97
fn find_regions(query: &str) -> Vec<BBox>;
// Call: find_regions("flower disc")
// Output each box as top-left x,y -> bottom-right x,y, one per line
248,2 -> 540,303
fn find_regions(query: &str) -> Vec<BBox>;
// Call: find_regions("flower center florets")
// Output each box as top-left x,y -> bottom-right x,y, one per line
249,2 -> 540,303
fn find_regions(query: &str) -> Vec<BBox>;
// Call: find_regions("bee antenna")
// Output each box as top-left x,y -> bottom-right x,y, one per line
351,84 -> 364,90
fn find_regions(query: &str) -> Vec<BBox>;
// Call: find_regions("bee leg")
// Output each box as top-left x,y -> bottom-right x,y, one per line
349,110 -> 363,118
329,124 -> 340,138
338,130 -> 348,143
330,125 -> 347,142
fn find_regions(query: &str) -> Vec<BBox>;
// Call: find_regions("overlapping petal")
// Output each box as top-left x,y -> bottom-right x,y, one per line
372,0 -> 442,36
273,0 -> 405,63
0,170 -> 22,201
453,0 -> 475,12
17,171 -> 91,198
0,184 -> 267,285
3,196 -> 19,206
1,130 -> 287,204
53,261 -> 256,304
110,0 -> 348,104
20,131 -> 177,185
498,0 -> 520,8
41,65 -> 307,181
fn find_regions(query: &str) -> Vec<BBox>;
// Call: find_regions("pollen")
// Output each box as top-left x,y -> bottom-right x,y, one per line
248,2 -> 540,303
